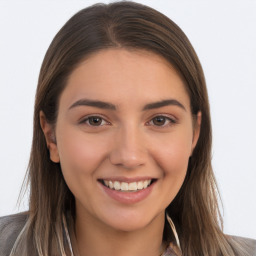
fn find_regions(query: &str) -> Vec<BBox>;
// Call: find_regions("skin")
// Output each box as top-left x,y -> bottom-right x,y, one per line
40,49 -> 201,256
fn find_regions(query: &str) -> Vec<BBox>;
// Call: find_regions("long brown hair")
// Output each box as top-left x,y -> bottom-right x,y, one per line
11,2 -> 249,255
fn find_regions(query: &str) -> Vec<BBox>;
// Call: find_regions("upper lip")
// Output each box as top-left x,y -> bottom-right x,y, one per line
98,176 -> 156,183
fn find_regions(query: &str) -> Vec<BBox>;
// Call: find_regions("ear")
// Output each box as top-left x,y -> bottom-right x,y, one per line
39,111 -> 60,163
191,111 -> 201,156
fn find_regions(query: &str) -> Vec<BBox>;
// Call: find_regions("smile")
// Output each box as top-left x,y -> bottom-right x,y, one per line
99,178 -> 157,204
102,179 -> 153,192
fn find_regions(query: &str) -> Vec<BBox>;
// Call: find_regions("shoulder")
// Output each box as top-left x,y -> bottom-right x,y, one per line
227,235 -> 256,256
162,236 -> 256,256
0,212 -> 28,256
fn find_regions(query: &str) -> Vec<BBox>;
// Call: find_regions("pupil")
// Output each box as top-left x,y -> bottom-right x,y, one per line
89,117 -> 102,126
153,116 -> 165,126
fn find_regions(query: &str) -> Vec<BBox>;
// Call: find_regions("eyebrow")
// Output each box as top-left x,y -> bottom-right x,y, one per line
69,98 -> 186,111
69,99 -> 116,110
142,99 -> 186,111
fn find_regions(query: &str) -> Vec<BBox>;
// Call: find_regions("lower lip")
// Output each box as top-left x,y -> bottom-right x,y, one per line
100,181 -> 156,204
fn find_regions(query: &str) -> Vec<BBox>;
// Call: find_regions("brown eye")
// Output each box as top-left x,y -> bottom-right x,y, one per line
148,115 -> 176,127
79,115 -> 110,129
152,116 -> 167,126
87,116 -> 103,126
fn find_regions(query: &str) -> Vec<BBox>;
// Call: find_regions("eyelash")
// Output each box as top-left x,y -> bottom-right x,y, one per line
79,114 -> 177,128
146,115 -> 177,128
79,115 -> 110,127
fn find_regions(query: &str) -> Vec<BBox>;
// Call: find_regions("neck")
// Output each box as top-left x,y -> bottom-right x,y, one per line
74,209 -> 165,256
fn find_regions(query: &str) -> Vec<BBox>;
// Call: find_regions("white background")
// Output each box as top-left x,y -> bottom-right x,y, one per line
0,0 -> 255,239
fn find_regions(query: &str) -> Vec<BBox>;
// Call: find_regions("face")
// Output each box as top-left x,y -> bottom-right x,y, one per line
41,49 -> 200,232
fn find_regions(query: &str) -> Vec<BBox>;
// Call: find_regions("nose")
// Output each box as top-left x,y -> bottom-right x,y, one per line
109,125 -> 146,169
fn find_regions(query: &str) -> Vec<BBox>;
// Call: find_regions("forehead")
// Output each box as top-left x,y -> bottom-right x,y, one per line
60,48 -> 190,110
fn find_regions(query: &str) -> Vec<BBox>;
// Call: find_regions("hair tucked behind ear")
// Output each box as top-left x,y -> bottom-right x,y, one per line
12,2 -> 251,255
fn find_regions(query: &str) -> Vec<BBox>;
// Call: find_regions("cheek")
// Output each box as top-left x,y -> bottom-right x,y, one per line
155,144 -> 190,183
55,125 -> 111,182
149,128 -> 193,201
152,130 -> 192,173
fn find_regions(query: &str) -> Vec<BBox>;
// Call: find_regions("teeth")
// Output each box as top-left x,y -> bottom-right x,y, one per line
143,180 -> 149,189
121,182 -> 129,191
114,181 -> 121,190
103,179 -> 152,191
137,181 -> 144,190
129,182 -> 137,191
109,181 -> 114,189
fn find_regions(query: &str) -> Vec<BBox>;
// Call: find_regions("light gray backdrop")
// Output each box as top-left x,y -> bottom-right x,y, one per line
0,0 -> 255,239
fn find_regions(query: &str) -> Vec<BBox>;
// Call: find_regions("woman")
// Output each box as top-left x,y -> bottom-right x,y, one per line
0,1 -> 255,256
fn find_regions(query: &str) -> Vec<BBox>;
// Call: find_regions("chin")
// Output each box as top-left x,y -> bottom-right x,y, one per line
107,219 -> 151,232
100,209 -> 163,233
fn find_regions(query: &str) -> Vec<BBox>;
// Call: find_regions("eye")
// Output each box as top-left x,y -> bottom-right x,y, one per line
80,116 -> 109,126
148,115 -> 176,127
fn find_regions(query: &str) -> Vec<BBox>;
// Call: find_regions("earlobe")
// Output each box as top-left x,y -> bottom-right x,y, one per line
191,111 -> 201,156
39,111 -> 60,163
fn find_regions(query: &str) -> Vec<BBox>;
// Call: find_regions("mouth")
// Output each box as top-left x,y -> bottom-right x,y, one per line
98,179 -> 157,192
